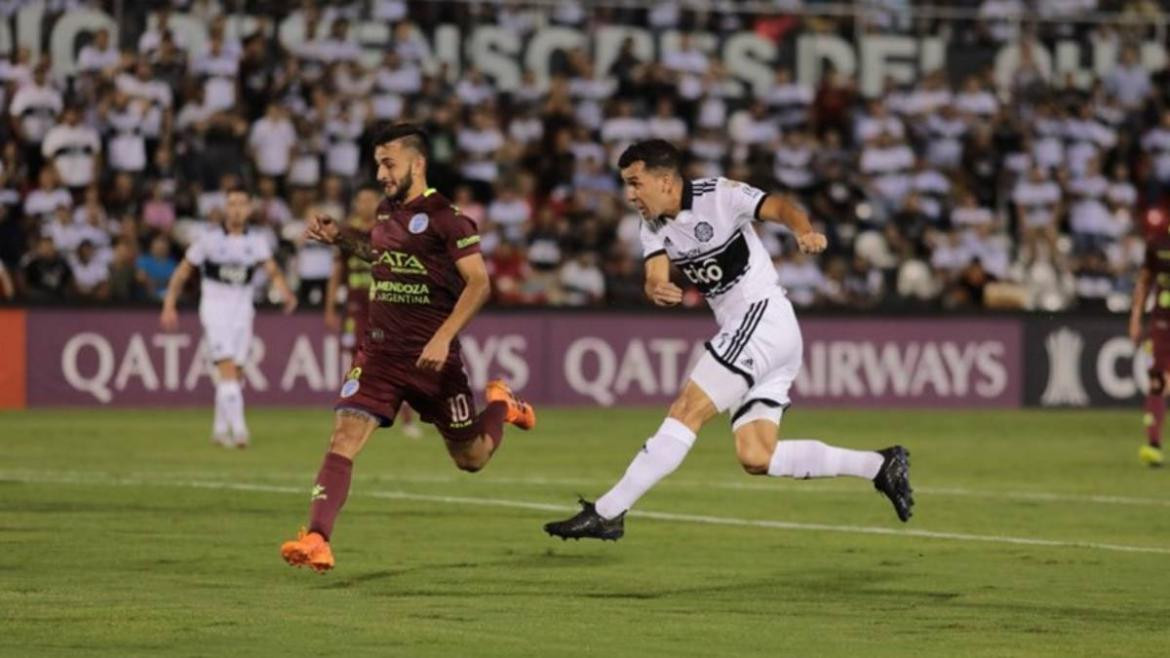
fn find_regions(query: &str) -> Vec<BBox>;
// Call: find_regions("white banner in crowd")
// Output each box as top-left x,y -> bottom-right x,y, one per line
2,2 -> 1167,96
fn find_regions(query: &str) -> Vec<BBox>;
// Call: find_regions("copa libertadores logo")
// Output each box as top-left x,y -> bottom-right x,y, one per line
1040,328 -> 1089,406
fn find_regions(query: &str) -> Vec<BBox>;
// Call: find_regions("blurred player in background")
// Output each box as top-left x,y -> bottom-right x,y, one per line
1129,213 -> 1170,466
160,187 -> 297,448
324,183 -> 422,439
544,140 -> 913,541
281,124 -> 535,572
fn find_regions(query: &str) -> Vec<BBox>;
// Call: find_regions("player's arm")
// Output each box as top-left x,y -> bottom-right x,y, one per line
416,253 -> 491,372
160,259 -> 195,330
644,253 -> 681,306
305,214 -> 375,262
263,258 -> 298,314
324,252 -> 343,330
1131,266 -> 1152,344
756,194 -> 827,255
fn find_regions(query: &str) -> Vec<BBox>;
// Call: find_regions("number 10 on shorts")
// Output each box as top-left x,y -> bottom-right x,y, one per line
448,394 -> 471,423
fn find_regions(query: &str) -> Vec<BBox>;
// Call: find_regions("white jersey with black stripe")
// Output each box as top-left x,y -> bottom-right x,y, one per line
184,227 -> 273,318
640,177 -> 784,326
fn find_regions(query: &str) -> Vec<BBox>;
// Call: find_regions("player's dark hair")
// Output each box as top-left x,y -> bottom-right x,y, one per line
373,123 -> 431,159
618,139 -> 682,175
224,184 -> 249,198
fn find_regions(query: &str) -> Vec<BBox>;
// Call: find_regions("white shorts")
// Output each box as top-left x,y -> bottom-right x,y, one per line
689,294 -> 802,431
201,311 -> 254,365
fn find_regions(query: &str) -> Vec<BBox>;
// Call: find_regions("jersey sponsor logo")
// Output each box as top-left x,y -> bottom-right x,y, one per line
694,221 -> 714,242
409,212 -> 429,234
375,250 -> 428,275
456,235 -> 481,249
202,262 -> 257,286
371,280 -> 431,304
675,232 -> 751,296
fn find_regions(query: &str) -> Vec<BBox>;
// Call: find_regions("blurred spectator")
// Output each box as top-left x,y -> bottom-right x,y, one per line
69,240 -> 110,300
249,104 -> 297,180
9,61 -> 62,174
1105,46 -> 1151,111
41,106 -> 100,192
559,252 -> 605,306
23,166 -> 71,223
77,28 -> 120,77
107,239 -> 142,302
777,251 -> 827,307
20,236 -> 72,301
136,235 -> 177,301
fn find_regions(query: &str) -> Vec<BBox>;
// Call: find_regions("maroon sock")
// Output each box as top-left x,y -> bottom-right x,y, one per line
478,401 -> 508,452
1146,394 -> 1165,447
308,452 -> 353,541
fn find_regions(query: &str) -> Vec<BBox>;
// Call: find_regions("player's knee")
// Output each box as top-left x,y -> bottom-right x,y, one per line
1150,370 -> 1166,396
736,441 -> 772,475
451,451 -> 485,473
328,428 -> 364,459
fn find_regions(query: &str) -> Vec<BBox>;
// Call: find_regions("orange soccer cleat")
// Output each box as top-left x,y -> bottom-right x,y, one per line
485,379 -> 537,430
280,528 -> 335,573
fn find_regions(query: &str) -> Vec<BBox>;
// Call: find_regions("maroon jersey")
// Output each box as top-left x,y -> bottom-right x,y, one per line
1145,231 -> 1170,319
364,188 -> 481,358
341,250 -> 373,342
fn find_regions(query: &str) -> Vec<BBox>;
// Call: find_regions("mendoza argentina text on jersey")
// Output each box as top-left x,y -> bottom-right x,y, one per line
640,177 -> 781,324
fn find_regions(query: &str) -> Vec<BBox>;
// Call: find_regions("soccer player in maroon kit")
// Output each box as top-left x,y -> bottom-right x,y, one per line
1131,215 -> 1170,467
281,124 -> 536,572
324,184 -> 422,438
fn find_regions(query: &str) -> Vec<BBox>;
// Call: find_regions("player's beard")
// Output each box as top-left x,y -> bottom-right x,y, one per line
388,170 -> 414,204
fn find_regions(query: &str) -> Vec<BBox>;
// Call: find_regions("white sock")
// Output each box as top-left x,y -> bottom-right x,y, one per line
595,418 -> 696,519
212,390 -> 229,437
767,440 -> 883,480
218,380 -> 248,439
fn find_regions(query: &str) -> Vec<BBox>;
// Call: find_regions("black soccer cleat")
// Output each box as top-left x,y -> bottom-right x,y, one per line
543,499 -> 625,541
873,446 -> 914,522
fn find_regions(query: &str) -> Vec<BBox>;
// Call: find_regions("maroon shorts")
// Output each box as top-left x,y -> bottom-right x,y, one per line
1152,318 -> 1170,370
334,348 -> 479,443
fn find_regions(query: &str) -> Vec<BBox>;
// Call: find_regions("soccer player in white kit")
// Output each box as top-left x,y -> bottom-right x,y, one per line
160,188 -> 297,447
544,140 -> 914,541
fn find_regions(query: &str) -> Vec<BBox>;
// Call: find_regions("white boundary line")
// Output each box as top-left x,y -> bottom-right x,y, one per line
6,468 -> 1169,509
3,471 -> 1169,556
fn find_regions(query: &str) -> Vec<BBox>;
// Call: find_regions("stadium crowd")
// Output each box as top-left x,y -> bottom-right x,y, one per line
0,0 -> 1168,312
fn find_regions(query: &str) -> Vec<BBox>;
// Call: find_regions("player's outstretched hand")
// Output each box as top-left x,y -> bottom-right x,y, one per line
417,334 -> 450,372
796,231 -> 828,254
305,214 -> 341,244
282,295 -> 298,315
649,281 -> 683,306
160,306 -> 179,331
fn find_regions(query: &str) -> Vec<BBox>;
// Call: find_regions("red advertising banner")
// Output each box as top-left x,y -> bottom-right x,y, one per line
0,309 -> 26,409
22,309 -> 1021,409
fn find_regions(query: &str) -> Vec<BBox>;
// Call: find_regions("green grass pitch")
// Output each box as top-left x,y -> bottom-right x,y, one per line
2,407 -> 1169,657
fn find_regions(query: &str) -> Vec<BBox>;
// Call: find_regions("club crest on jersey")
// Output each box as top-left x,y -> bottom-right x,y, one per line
340,378 -> 360,398
408,213 -> 429,234
695,221 -> 714,243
